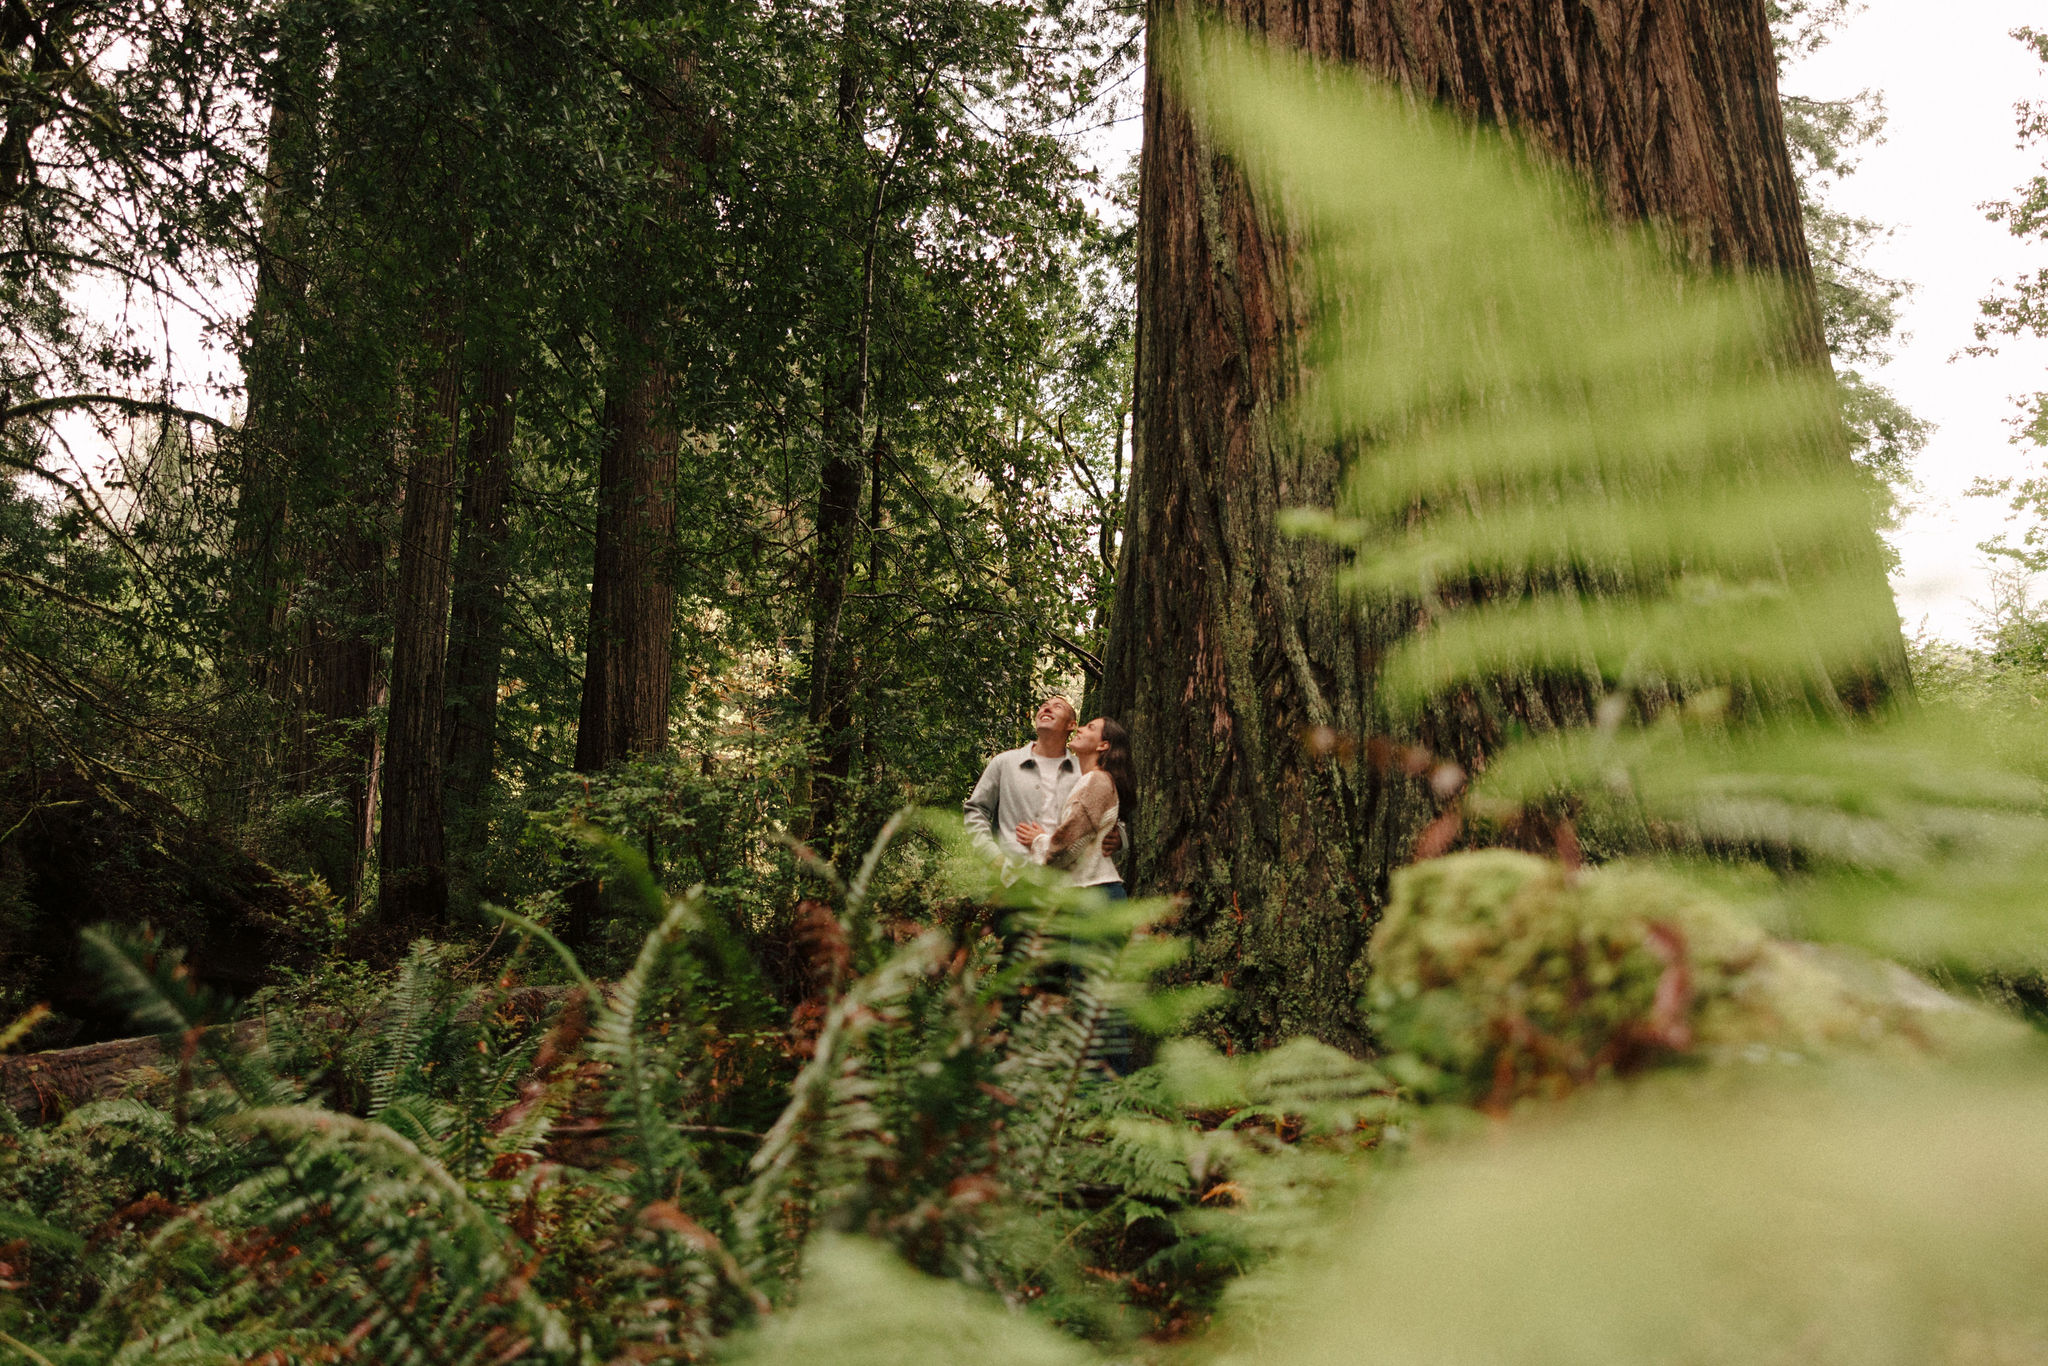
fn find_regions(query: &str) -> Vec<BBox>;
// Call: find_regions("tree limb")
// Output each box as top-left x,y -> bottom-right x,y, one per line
2,390 -> 229,429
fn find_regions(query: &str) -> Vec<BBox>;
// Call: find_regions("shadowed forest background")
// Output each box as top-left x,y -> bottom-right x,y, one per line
8,0 -> 2048,1360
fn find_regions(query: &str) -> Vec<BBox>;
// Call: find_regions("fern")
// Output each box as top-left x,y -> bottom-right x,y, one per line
585,896 -> 707,1207
733,926 -> 951,1280
1176,28 -> 1891,700
80,926 -> 299,1112
228,1107 -> 571,1364
1056,31 -> 2048,1363
366,943 -> 443,1118
14,816 -> 1389,1358
1169,26 -> 2048,979
49,929 -> 572,1364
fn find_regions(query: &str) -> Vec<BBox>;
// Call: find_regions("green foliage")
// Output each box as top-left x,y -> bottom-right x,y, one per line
512,731 -> 808,965
1968,27 -> 2048,566
0,816 -> 1385,1359
6,7 -> 2045,1366
1907,571 -> 2048,722
1099,35 -> 2048,1366
723,1235 -> 1095,1366
0,0 -> 1141,962
1156,27 -> 2048,1005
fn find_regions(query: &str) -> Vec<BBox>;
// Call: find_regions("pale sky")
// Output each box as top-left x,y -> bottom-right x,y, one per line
1788,0 -> 2048,643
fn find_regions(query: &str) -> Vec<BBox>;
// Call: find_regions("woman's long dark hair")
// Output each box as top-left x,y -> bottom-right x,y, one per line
1095,717 -> 1136,825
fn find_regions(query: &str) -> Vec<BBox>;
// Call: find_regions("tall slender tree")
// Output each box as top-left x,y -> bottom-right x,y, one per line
802,13 -> 881,848
443,360 -> 519,821
1103,0 -> 1903,1048
571,30 -> 708,789
575,332 -> 680,775
376,344 -> 465,932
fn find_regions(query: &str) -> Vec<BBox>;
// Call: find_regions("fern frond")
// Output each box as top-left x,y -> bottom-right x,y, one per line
0,1004 -> 49,1055
366,942 -> 444,1118
1003,989 -> 1112,1198
0,1205 -> 83,1255
486,904 -> 595,992
1175,28 -> 1898,718
735,931 -> 950,1275
1152,30 -> 2048,985
585,894 -> 703,1202
80,924 -> 298,1110
228,1106 -> 573,1361
843,808 -> 915,934
1380,576 -> 1897,714
775,826 -> 852,901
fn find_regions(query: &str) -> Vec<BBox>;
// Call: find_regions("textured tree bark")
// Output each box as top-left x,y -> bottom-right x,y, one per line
560,38 -> 703,944
1105,0 -> 1869,1050
295,520 -> 387,916
230,25 -> 323,705
563,336 -> 677,947
574,334 -> 679,776
230,29 -> 394,913
443,359 -> 518,822
373,342 -> 465,937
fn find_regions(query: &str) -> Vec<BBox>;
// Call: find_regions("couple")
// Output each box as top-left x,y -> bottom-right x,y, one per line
963,694 -> 1135,899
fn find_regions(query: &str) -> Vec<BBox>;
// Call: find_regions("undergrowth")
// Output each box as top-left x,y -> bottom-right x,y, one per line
0,816 -> 1390,1362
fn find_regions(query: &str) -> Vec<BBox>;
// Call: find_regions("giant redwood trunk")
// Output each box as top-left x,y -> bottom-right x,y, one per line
443,359 -> 518,823
293,518 -> 387,915
1103,0 -> 1849,1049
563,334 -> 678,946
574,335 -> 678,775
374,344 -> 464,937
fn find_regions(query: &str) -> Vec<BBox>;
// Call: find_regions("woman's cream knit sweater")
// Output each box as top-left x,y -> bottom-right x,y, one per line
1030,768 -> 1121,887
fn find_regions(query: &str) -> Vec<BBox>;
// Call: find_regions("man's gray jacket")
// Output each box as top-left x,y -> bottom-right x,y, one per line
963,744 -> 1079,861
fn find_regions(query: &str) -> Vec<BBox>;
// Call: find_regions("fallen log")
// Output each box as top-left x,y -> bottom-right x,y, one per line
0,986 -> 572,1125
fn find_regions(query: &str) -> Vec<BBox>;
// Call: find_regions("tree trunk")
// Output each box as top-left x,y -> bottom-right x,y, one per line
443,359 -> 518,824
574,334 -> 678,775
802,32 -> 880,850
230,25 -> 322,703
297,520 -> 387,918
1104,0 -> 1858,1050
563,334 -> 677,948
804,425 -> 867,847
373,342 -> 464,938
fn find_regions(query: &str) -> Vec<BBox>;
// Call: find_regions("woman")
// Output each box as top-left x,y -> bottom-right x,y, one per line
1016,716 -> 1134,899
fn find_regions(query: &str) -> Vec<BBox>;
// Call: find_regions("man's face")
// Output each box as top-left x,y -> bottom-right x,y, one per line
1034,696 -> 1077,740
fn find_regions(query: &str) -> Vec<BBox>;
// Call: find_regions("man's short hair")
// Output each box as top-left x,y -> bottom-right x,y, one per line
1040,694 -> 1078,733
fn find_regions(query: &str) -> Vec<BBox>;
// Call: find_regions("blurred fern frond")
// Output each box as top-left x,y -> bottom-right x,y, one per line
1165,27 -> 2048,974
1176,27 -> 1901,714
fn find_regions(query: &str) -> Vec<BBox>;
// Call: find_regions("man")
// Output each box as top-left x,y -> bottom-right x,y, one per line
963,694 -> 1121,867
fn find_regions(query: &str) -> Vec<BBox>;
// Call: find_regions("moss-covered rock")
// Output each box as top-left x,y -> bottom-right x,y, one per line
1367,851 -> 2023,1107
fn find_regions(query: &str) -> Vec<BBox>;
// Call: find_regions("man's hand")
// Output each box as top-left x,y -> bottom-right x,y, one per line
1015,821 -> 1046,848
1102,823 -> 1123,856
